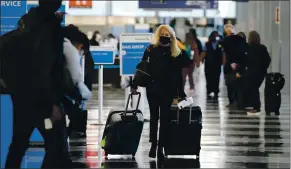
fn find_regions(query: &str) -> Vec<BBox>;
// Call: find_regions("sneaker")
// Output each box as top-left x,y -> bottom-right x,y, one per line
247,110 -> 261,116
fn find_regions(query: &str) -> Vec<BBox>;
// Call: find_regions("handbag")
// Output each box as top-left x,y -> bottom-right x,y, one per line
133,56 -> 152,87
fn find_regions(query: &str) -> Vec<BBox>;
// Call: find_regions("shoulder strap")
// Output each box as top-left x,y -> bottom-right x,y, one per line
144,44 -> 154,61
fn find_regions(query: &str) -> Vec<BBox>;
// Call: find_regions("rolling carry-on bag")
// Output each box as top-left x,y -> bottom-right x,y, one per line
101,92 -> 144,157
264,73 -> 285,115
164,105 -> 202,158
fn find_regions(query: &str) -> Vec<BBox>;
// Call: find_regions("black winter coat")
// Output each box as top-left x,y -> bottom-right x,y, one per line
245,44 -> 271,77
134,45 -> 191,98
12,3 -> 64,119
222,35 -> 247,74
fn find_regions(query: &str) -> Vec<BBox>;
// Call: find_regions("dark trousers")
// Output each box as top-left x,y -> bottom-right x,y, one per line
182,64 -> 194,89
226,83 -> 236,105
205,68 -> 221,95
244,74 -> 265,110
146,85 -> 173,146
226,79 -> 245,109
5,95 -> 71,168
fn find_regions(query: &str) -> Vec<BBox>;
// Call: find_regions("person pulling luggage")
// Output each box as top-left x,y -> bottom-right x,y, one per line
243,31 -> 271,115
132,25 -> 192,159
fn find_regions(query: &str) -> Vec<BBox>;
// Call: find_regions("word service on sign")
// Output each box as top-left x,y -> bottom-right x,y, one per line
0,0 -> 27,35
120,33 -> 153,76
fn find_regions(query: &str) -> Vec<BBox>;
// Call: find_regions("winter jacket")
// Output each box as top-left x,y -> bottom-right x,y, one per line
133,44 -> 191,98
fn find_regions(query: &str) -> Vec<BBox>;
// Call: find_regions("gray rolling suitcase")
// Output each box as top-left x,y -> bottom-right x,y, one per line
101,92 -> 144,157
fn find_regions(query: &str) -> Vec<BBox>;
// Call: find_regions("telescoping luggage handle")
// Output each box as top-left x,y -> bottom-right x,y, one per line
124,92 -> 141,117
175,105 -> 194,124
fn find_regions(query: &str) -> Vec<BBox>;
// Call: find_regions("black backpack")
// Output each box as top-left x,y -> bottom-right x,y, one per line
0,10 -> 60,95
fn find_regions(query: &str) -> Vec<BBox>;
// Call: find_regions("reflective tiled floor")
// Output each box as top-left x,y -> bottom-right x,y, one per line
24,65 -> 290,168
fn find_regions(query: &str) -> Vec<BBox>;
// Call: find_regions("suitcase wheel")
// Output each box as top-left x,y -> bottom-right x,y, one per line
196,151 -> 200,159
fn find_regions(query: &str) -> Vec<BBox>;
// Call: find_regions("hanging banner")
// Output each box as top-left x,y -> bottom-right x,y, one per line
139,0 -> 218,9
69,0 -> 92,8
275,7 -> 280,24
249,16 -> 254,30
0,0 -> 27,35
120,33 -> 153,76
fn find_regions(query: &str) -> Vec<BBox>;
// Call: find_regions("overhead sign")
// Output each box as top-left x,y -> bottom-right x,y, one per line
232,0 -> 249,2
0,1 -> 26,17
275,7 -> 280,24
120,33 -> 153,76
91,46 -> 115,65
139,0 -> 218,9
0,0 -> 27,35
26,4 -> 66,26
69,0 -> 92,8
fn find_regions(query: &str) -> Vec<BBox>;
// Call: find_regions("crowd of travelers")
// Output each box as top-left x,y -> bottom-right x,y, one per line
0,0 -> 271,166
131,24 -> 271,158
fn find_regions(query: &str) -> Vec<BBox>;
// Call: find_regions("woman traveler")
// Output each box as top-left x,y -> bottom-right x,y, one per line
244,31 -> 271,115
237,32 -> 246,41
201,31 -> 223,99
90,31 -> 101,46
181,33 -> 199,92
132,25 -> 191,159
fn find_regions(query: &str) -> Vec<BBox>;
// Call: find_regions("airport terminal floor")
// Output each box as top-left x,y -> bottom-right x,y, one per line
22,65 -> 290,168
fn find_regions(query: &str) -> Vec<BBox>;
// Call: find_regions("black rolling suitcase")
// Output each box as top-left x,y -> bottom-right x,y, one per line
101,92 -> 144,157
164,105 -> 202,158
264,73 -> 285,116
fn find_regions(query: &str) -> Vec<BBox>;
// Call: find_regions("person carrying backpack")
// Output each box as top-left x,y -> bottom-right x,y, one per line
1,0 -> 72,168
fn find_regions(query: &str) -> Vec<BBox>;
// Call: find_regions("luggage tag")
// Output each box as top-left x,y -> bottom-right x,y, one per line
65,115 -> 70,127
44,118 -> 53,130
177,97 -> 194,109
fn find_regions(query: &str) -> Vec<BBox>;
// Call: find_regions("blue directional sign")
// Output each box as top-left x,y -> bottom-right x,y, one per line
91,47 -> 115,65
139,0 -> 218,9
0,0 -> 27,35
120,33 -> 153,76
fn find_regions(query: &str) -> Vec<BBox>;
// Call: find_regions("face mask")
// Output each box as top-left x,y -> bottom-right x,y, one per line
215,36 -> 220,41
79,50 -> 84,56
96,34 -> 102,41
159,36 -> 171,45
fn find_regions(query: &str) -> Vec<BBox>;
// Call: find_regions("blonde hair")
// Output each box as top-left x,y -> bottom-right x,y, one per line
224,24 -> 236,34
152,25 -> 181,58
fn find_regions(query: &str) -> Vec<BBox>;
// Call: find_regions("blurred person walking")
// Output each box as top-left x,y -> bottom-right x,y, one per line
222,24 -> 247,109
201,31 -> 223,99
2,0 -> 72,168
90,31 -> 101,46
243,31 -> 271,115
